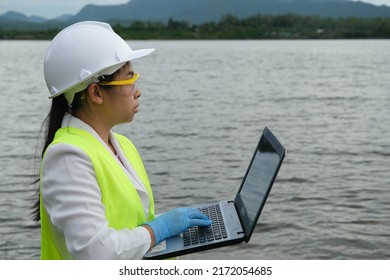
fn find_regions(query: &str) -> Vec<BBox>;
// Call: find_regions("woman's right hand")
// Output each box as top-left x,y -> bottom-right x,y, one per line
145,208 -> 211,245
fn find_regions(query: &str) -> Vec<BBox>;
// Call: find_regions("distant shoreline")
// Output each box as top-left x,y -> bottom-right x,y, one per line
1,14 -> 390,40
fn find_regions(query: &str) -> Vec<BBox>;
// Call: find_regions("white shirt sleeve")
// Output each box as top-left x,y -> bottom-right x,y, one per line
41,143 -> 152,259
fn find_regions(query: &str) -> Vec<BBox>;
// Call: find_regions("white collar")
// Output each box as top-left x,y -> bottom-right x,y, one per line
62,113 -> 116,155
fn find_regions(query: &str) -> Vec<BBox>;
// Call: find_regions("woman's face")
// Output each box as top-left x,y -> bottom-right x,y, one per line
102,63 -> 141,124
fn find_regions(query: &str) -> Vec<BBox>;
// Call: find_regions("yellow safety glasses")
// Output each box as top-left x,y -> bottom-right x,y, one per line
98,73 -> 139,86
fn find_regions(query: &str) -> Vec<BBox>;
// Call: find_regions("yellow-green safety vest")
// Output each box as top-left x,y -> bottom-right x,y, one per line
40,126 -> 155,259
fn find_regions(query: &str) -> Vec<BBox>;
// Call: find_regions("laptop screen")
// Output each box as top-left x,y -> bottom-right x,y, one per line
234,127 -> 285,241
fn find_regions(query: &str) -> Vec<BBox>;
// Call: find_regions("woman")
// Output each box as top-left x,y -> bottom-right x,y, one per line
33,21 -> 211,259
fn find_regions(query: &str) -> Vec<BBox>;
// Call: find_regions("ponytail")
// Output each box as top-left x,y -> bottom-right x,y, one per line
32,94 -> 69,222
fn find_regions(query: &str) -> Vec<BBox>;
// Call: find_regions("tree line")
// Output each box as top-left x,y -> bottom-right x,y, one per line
1,14 -> 390,40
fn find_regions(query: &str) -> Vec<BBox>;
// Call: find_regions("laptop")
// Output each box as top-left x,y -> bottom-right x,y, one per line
144,127 -> 286,259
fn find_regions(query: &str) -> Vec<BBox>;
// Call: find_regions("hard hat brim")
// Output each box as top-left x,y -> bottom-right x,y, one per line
127,48 -> 155,62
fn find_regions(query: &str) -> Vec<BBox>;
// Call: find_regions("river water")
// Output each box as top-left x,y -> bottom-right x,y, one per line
0,39 -> 389,260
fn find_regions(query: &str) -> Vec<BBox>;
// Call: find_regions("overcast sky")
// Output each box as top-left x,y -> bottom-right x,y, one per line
0,0 -> 389,19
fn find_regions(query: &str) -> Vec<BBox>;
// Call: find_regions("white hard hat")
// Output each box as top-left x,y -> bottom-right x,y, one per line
44,21 -> 154,104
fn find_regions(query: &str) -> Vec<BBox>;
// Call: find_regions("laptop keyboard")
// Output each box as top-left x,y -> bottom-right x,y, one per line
183,204 -> 228,246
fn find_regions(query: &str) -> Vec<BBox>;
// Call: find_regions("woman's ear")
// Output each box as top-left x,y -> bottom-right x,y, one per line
86,83 -> 104,104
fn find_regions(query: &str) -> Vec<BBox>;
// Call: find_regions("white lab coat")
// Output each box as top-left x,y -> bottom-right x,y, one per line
41,114 -> 152,259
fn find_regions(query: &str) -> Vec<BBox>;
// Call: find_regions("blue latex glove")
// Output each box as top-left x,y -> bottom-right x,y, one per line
146,207 -> 212,244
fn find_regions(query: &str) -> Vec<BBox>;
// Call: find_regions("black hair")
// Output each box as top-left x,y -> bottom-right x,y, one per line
31,94 -> 69,222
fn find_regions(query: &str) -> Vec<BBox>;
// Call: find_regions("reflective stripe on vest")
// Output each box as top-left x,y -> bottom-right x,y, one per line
40,126 -> 154,259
